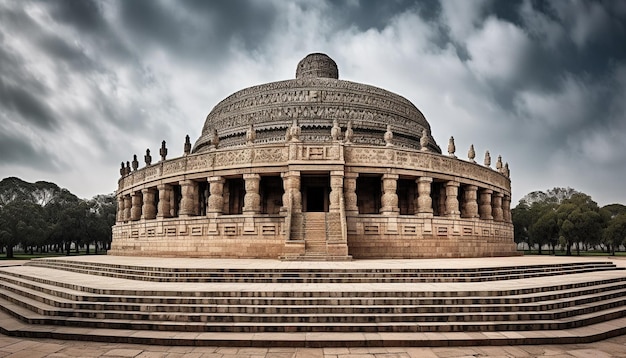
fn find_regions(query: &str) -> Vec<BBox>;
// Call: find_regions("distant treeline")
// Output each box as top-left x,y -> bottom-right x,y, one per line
0,177 -> 115,258
512,187 -> 626,255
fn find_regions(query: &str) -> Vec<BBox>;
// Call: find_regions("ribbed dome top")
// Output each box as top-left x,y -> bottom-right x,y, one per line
192,54 -> 440,153
296,53 -> 339,79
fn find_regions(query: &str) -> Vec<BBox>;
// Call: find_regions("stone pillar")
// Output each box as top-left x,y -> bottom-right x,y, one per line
243,173 -> 261,214
281,171 -> 301,213
157,184 -> 171,218
462,185 -> 479,218
179,180 -> 198,217
380,173 -> 399,214
329,171 -> 344,212
123,195 -> 132,222
444,181 -> 460,218
130,192 -> 142,221
343,172 -> 358,214
207,176 -> 224,215
416,177 -> 433,217
492,192 -> 504,222
503,195 -> 512,223
116,195 -> 124,222
479,189 -> 493,220
141,188 -> 157,220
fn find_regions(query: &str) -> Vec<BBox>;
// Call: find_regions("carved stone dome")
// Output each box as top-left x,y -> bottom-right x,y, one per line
296,53 -> 339,79
192,53 -> 441,153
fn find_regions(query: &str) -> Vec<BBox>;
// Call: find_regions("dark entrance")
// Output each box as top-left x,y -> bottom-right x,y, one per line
301,174 -> 330,212
306,187 -> 326,212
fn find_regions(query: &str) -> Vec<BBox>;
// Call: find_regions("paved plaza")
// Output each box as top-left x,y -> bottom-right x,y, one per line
0,333 -> 625,357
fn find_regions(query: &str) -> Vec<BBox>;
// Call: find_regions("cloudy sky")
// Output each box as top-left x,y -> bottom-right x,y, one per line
1,0 -> 625,207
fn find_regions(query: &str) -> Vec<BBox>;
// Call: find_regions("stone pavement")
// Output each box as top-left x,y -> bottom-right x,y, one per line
0,333 -> 625,357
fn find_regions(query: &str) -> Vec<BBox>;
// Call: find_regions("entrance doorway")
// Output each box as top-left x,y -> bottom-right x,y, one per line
301,174 -> 330,212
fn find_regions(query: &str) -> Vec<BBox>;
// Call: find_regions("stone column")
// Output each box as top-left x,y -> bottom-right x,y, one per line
462,185 -> 479,218
343,172 -> 358,214
444,181 -> 460,218
281,171 -> 301,213
492,192 -> 504,222
116,195 -> 124,222
243,173 -> 261,214
207,176 -> 224,215
503,195 -> 512,223
141,188 -> 157,220
130,191 -> 142,221
380,173 -> 399,214
157,184 -> 171,219
416,177 -> 433,217
329,171 -> 344,212
479,189 -> 493,220
179,180 -> 198,217
123,195 -> 132,222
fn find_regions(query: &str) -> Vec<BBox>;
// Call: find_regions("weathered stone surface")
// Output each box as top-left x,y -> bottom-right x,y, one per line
111,53 -> 516,259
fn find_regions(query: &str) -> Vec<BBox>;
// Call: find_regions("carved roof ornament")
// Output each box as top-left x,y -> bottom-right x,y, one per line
331,119 -> 341,141
144,149 -> 152,166
211,129 -> 219,149
468,144 -> 476,163
484,150 -> 491,167
160,140 -> 168,161
184,135 -> 191,155
448,136 -> 456,157
246,124 -> 256,145
420,128 -> 430,151
505,162 -> 510,177
120,162 -> 125,177
289,118 -> 301,142
384,125 -> 393,146
345,120 -> 354,144
496,155 -> 503,173
125,161 -> 131,175
132,155 -> 139,171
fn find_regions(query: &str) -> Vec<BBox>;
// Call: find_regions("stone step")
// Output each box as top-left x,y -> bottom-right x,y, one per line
3,268 -> 626,301
22,260 -> 622,283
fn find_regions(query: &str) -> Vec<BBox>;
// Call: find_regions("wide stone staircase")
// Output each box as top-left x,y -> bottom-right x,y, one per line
0,258 -> 625,346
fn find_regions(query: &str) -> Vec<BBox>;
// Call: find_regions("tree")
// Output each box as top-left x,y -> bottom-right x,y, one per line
603,213 -> 626,255
556,194 -> 603,255
0,201 -> 48,258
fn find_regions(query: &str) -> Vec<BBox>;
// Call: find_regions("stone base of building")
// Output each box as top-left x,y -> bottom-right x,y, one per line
110,215 -> 518,259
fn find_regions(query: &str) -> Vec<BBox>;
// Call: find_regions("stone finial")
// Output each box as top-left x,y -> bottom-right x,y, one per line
384,125 -> 393,146
468,144 -> 476,163
289,118 -> 301,142
120,162 -> 125,177
448,136 -> 456,157
505,162 -> 510,177
211,128 -> 219,149
246,124 -> 256,145
132,155 -> 139,171
420,128 -> 429,151
345,120 -> 354,144
125,161 -> 131,175
144,149 -> 152,166
184,135 -> 191,155
160,140 -> 167,161
484,150 -> 491,167
496,155 -> 503,173
331,119 -> 341,141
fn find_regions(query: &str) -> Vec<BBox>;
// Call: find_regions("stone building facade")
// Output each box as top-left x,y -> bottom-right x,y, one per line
110,53 -> 518,260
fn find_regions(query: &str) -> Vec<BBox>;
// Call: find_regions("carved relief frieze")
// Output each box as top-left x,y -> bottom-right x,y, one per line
187,153 -> 214,171
163,158 -> 186,175
253,147 -> 286,163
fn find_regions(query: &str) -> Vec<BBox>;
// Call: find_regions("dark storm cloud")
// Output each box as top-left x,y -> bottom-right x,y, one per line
116,0 -> 280,62
0,129 -> 63,171
328,0 -> 439,31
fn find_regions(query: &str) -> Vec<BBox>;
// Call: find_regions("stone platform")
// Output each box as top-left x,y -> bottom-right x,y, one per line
0,256 -> 625,347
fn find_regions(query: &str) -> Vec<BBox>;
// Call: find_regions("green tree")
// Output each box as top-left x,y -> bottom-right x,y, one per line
603,212 -> 626,255
556,194 -> 603,255
0,201 -> 48,258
